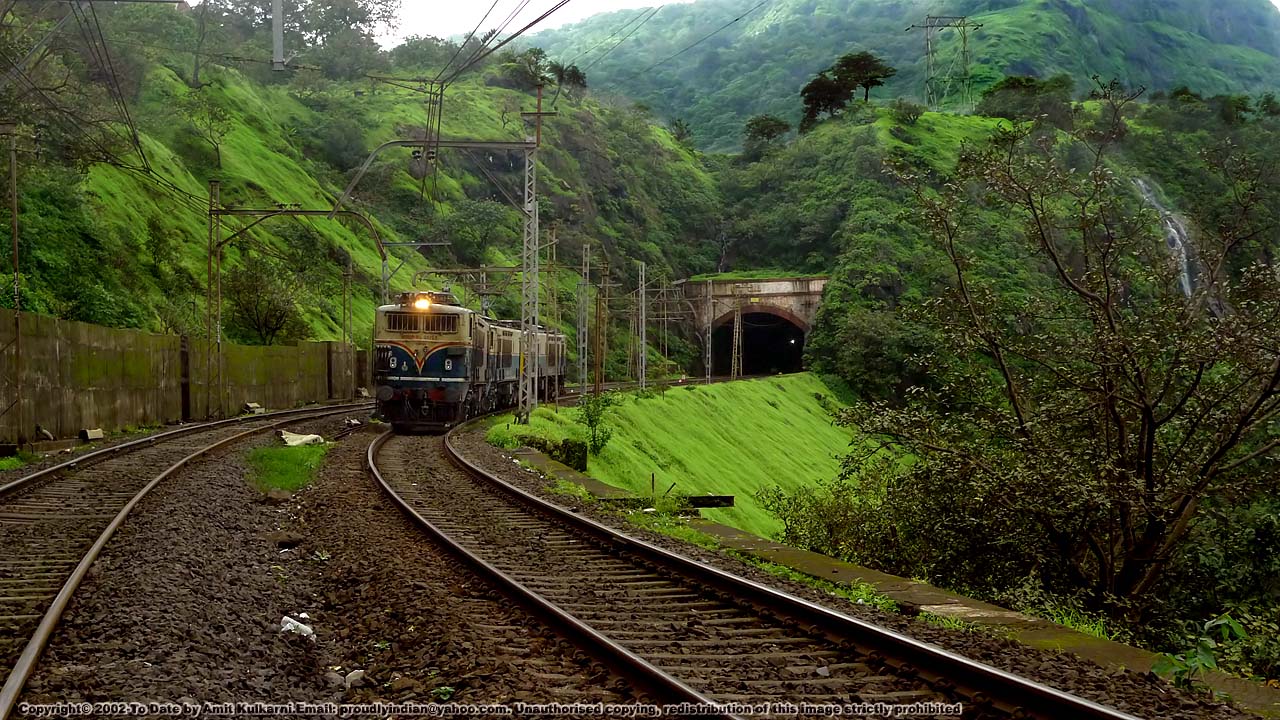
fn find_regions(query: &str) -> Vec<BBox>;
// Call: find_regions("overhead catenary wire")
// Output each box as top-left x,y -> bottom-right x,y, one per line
560,6 -> 651,67
604,0 -> 770,89
433,0 -> 503,83
0,48 -> 208,217
445,0 -> 535,86
85,2 -> 151,171
580,4 -> 662,73
442,0 -> 575,87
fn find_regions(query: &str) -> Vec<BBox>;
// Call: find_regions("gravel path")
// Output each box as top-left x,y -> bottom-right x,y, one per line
452,429 -> 1251,720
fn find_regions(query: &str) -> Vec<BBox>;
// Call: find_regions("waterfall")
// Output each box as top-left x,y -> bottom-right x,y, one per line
1133,178 -> 1194,297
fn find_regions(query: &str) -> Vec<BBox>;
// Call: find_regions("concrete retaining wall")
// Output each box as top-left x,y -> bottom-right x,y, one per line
0,308 -> 359,445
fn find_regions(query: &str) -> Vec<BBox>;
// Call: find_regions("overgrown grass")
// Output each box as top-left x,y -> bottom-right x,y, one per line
1031,604 -> 1122,642
0,452 -> 36,471
919,612 -> 972,631
486,373 -> 859,537
246,444 -> 328,493
625,508 -> 723,551
729,551 -> 898,613
549,478 -> 595,504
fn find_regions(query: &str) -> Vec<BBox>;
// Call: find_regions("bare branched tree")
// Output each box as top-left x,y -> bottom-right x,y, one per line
831,81 -> 1280,618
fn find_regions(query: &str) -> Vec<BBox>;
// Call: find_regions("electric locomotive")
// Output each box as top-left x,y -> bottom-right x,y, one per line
373,290 -> 566,433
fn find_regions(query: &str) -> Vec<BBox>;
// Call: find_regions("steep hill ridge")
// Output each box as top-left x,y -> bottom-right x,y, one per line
5,6 -> 719,346
532,0 -> 1280,149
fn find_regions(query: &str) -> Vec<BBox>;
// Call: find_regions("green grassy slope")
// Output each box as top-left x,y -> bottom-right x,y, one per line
531,0 -> 1280,150
490,373 -> 855,537
6,21 -> 720,353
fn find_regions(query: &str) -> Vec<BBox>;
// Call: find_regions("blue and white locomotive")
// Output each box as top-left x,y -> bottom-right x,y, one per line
373,290 -> 566,432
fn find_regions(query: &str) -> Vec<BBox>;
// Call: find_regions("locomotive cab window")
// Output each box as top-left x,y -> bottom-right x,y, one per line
386,312 -> 459,334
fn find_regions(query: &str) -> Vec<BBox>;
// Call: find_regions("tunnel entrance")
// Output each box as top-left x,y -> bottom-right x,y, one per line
712,312 -> 806,376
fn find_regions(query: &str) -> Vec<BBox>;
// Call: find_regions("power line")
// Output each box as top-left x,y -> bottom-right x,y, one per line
85,2 -> 151,171
446,0 -> 534,86
434,0 -> 502,83
561,7 -> 650,67
606,0 -> 770,89
581,5 -> 662,73
442,0 -> 575,87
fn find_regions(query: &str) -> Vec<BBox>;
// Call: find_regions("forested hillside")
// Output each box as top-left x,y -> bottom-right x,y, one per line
0,3 -> 719,351
6,0 -> 1280,686
532,0 -> 1280,149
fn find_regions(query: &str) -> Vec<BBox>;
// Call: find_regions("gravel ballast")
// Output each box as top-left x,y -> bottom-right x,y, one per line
19,420 -> 628,715
452,428 -> 1254,720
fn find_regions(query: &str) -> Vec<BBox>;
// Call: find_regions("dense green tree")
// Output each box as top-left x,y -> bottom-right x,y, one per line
741,114 -> 790,159
773,85 -> 1280,621
549,60 -> 587,104
1213,94 -> 1254,125
669,118 -> 694,146
975,74 -> 1074,127
832,51 -> 896,102
389,35 -> 455,71
436,199 -> 519,265
799,71 -> 848,131
178,88 -> 232,168
500,48 -> 553,90
888,98 -> 924,125
1257,92 -> 1280,117
223,256 -> 310,345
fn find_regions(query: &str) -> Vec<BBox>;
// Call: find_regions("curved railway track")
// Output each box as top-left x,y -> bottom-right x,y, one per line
0,403 -> 371,718
368,425 -> 1146,720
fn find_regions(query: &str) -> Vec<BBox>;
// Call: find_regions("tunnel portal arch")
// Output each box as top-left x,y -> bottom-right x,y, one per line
711,305 -> 809,376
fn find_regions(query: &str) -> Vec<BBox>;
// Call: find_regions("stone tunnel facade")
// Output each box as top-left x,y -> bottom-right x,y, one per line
678,276 -> 828,335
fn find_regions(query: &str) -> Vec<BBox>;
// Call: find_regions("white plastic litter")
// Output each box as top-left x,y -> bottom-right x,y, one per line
280,616 -> 314,638
278,430 -> 325,447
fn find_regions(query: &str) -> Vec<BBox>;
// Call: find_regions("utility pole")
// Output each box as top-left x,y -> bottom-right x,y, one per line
342,260 -> 352,351
547,226 -> 558,329
205,179 -> 220,418
1,123 -> 22,446
594,257 -> 610,396
907,15 -> 983,111
626,310 -> 634,382
577,245 -> 589,389
272,0 -> 286,71
638,261 -> 646,391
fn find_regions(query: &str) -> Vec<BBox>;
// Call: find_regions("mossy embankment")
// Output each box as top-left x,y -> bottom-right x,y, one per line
488,373 -> 855,537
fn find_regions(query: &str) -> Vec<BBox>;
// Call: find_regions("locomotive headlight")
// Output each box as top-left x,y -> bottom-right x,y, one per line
413,297 -> 431,310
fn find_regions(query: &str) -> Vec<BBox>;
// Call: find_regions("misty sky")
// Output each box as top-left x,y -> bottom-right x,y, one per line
390,0 -> 1280,43
387,1 -> 695,45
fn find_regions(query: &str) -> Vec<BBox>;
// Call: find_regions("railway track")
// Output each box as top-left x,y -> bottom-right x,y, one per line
0,403 -> 371,718
369,425 -> 1146,720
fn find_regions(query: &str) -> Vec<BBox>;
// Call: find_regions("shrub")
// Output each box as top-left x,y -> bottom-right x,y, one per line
890,99 -> 925,125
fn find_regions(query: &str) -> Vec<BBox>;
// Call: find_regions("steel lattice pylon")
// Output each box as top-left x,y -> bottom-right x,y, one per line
908,15 -> 983,111
577,247 -> 589,388
518,145 -> 539,422
638,261 -> 647,391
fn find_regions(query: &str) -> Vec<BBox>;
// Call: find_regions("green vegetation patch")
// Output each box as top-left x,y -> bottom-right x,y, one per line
247,444 -> 328,493
728,551 -> 898,614
0,452 -> 36,472
626,508 -> 723,551
487,373 -> 858,537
